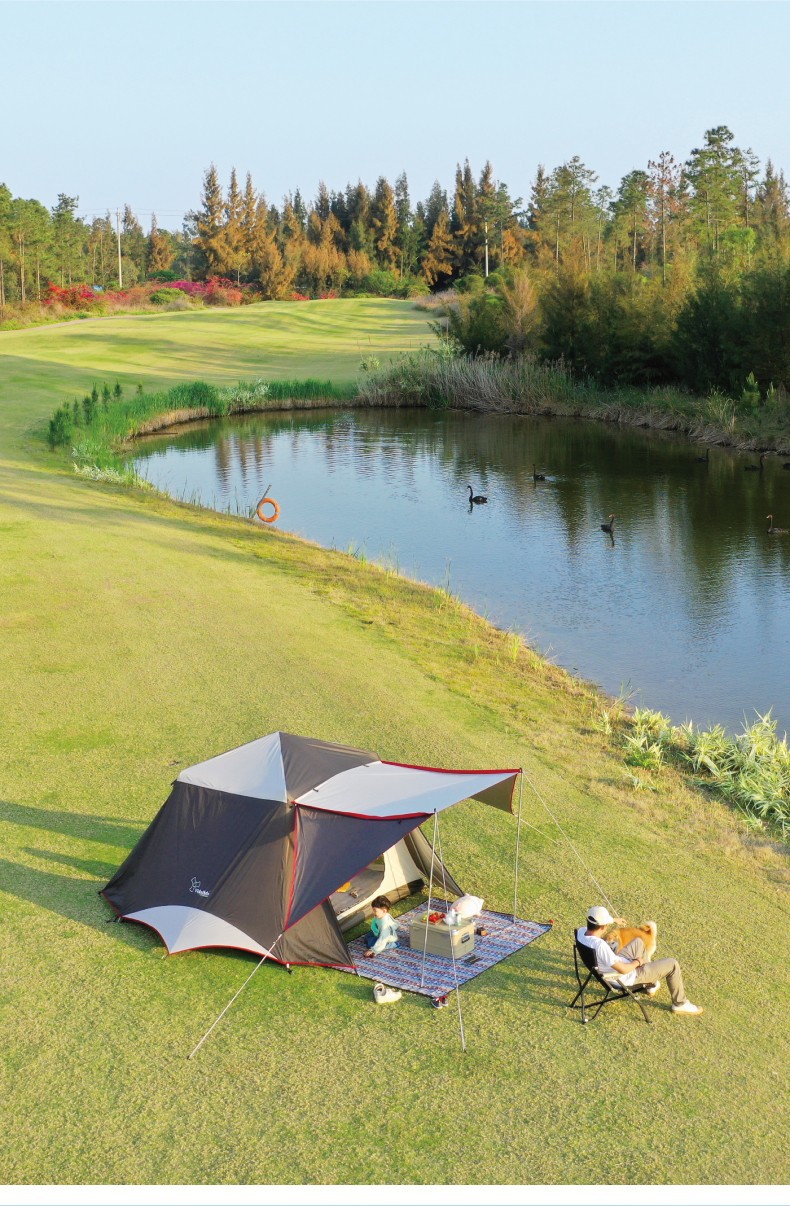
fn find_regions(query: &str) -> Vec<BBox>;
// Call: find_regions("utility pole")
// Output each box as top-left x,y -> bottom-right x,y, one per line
484,219 -> 489,278
115,209 -> 123,288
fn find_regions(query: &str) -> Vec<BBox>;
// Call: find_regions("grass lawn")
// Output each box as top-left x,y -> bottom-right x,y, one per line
0,301 -> 788,1186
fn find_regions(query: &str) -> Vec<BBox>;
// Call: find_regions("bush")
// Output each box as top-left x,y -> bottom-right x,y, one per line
48,406 -> 73,446
149,289 -> 176,305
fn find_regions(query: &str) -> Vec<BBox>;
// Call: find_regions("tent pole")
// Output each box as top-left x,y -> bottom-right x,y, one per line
435,809 -> 466,1054
187,935 -> 282,1060
419,811 -> 438,989
513,769 -> 524,923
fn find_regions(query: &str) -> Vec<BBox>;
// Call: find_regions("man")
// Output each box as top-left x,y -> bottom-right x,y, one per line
577,906 -> 703,1015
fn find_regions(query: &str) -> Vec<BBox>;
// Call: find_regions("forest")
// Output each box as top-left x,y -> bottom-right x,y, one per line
2,124 -> 789,392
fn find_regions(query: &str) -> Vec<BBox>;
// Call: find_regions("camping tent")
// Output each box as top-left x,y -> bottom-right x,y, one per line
102,731 -> 519,969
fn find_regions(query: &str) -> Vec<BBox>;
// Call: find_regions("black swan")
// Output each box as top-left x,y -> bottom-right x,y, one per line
695,448 -> 710,463
600,514 -> 616,533
766,515 -> 789,534
532,464 -> 546,482
468,485 -> 487,504
745,453 -> 766,472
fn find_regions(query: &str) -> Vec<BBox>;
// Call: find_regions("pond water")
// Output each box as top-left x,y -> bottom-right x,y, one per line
132,408 -> 790,733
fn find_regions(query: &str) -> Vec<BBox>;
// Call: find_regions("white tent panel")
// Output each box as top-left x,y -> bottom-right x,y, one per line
294,761 -> 516,818
177,731 -> 287,802
125,905 -> 273,956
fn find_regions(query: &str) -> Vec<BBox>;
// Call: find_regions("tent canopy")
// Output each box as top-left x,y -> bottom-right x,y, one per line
102,732 -> 519,967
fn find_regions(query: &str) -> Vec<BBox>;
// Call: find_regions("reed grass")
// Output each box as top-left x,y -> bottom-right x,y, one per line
619,707 -> 790,839
358,349 -> 790,452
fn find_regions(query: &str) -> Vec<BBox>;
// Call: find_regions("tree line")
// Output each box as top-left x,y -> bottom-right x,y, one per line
2,124 -> 789,389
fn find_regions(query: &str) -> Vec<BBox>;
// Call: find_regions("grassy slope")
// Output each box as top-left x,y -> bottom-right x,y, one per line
0,301 -> 788,1186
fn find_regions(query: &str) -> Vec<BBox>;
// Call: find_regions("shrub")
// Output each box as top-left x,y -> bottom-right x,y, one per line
48,406 -> 73,446
149,289 -> 176,305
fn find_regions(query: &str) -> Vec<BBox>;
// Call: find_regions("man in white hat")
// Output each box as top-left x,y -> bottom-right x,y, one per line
578,906 -> 703,1015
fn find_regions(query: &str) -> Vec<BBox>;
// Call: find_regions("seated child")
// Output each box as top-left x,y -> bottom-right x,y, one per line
364,895 -> 399,958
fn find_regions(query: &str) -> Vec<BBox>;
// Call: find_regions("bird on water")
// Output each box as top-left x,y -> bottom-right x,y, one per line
766,515 -> 789,534
532,464 -> 546,482
600,514 -> 617,533
745,453 -> 766,472
468,485 -> 488,504
695,448 -> 710,463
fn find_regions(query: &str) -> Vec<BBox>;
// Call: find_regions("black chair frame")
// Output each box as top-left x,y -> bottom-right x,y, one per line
570,931 -> 652,1025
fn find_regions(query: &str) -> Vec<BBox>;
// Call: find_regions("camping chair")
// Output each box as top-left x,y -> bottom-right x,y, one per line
569,931 -> 652,1025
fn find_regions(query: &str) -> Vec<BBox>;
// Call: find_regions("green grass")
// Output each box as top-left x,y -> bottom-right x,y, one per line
1,301 -> 789,1186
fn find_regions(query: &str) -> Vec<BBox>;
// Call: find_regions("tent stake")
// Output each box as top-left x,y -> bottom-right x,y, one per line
513,769 -> 524,923
188,936 -> 282,1060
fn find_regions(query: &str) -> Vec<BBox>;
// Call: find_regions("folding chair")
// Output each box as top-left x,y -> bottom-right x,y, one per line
569,930 -> 652,1024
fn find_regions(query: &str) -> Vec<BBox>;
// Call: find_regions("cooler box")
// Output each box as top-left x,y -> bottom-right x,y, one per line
409,917 -> 475,959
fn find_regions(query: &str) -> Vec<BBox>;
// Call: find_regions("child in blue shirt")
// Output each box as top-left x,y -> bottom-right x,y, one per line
364,895 -> 399,957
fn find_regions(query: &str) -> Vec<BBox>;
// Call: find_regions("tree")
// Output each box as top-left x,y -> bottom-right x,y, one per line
647,152 -> 682,285
612,170 -> 650,271
147,214 -> 173,275
684,126 -> 742,254
51,194 -> 84,287
754,160 -> 790,247
195,165 -> 226,275
450,159 -> 479,275
370,176 -> 398,269
121,205 -> 147,282
224,169 -> 245,283
421,209 -> 454,288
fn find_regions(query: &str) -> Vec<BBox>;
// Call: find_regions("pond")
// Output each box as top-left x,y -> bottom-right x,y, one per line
132,408 -> 790,734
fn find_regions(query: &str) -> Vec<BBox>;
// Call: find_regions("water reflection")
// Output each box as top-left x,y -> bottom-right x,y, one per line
133,409 -> 790,732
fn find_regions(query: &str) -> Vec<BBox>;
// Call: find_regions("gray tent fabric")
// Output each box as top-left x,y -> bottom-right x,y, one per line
102,732 -> 519,967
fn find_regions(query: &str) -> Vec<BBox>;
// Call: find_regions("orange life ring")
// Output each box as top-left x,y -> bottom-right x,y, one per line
256,496 -> 280,523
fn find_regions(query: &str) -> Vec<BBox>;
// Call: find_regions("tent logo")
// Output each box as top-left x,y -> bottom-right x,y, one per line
190,877 -> 210,898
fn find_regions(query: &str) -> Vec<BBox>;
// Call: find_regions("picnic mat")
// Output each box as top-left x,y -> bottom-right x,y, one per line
344,898 -> 552,1000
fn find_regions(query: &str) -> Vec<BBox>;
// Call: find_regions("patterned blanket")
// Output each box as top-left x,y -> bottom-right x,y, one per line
344,898 -> 551,1000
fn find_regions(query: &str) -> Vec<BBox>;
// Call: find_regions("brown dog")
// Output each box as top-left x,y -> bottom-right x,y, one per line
609,921 -> 657,961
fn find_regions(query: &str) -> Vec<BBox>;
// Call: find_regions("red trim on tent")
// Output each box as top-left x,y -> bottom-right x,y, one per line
283,803 -> 300,931
299,807 -> 431,821
382,759 -> 520,775
380,761 -> 520,813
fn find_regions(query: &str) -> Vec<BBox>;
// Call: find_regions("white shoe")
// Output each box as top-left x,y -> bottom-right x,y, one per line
373,983 -> 402,1005
671,1000 -> 703,1015
643,983 -> 660,996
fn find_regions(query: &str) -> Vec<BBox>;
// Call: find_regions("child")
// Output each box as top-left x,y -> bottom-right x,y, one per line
364,895 -> 399,958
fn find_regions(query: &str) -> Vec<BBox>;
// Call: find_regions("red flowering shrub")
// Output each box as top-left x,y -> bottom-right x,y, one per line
291,291 -> 311,301
43,283 -> 99,309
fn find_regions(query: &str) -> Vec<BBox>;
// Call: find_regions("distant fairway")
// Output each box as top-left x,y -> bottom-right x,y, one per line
0,301 -> 788,1186
0,297 -> 434,441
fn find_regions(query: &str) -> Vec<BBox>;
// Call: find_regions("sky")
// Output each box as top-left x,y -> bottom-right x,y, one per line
3,0 -> 790,229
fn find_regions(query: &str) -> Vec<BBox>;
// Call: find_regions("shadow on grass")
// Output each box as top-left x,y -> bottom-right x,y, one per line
25,847 -> 118,880
0,856 -> 156,951
0,798 -> 140,848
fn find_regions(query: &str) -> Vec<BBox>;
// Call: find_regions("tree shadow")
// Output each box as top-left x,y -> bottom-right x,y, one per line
0,856 -> 154,951
24,847 -> 118,881
0,798 -> 140,849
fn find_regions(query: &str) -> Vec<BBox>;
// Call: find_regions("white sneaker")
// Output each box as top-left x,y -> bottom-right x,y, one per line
671,1000 -> 704,1015
643,983 -> 660,996
373,983 -> 402,1005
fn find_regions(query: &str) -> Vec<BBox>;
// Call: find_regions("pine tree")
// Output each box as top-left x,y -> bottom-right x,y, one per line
240,173 -> 258,279
647,153 -> 682,285
195,165 -> 227,275
684,126 -> 742,254
370,177 -> 398,269
422,209 -> 454,288
224,169 -> 245,283
147,213 -> 173,275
